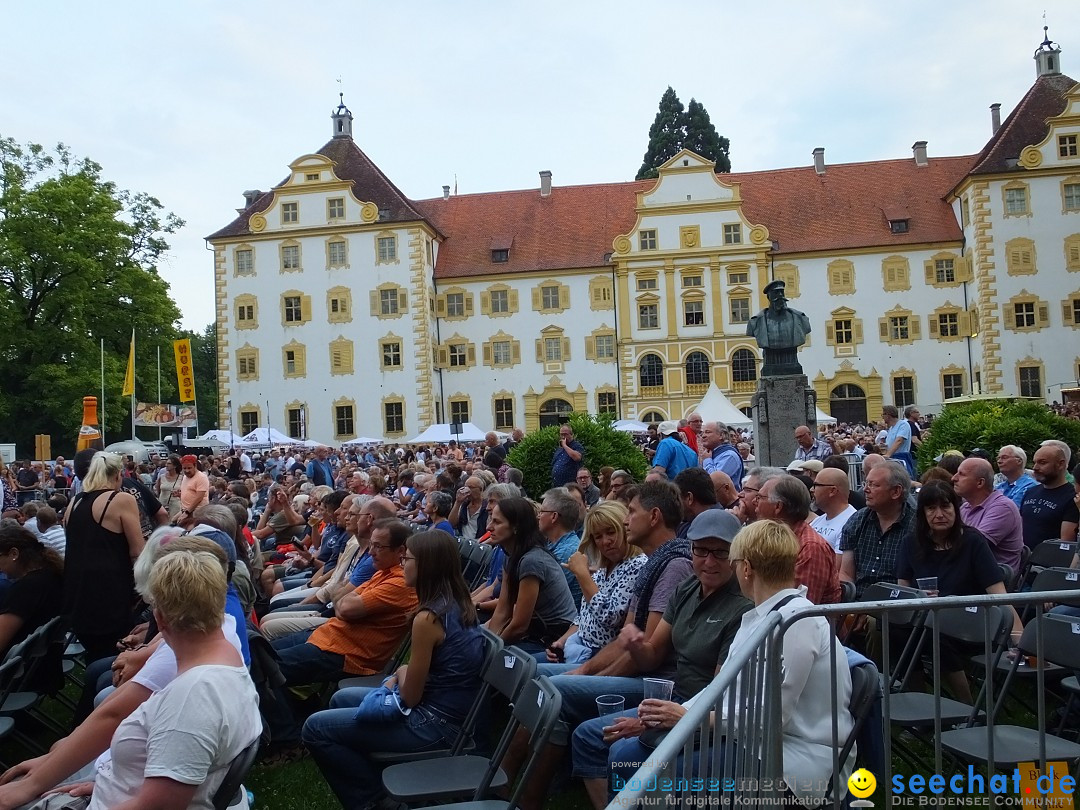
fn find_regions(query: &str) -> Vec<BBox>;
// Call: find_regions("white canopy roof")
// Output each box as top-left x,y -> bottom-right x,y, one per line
239,427 -> 296,446
613,419 -> 650,433
689,383 -> 753,429
406,422 -> 490,444
195,429 -> 245,445
342,436 -> 385,446
816,407 -> 837,425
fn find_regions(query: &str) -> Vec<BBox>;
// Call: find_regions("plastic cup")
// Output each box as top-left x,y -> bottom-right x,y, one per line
916,577 -> 939,597
642,678 -> 675,702
596,694 -> 625,717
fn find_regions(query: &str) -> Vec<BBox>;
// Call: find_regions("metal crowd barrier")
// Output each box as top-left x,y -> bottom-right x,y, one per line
608,589 -> 1080,810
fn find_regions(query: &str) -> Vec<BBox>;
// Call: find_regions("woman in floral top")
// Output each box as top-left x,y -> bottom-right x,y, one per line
546,501 -> 647,664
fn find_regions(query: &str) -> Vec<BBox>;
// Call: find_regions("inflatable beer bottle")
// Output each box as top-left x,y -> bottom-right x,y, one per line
76,396 -> 104,452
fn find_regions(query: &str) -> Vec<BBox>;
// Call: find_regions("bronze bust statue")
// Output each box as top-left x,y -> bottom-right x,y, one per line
747,279 -> 811,376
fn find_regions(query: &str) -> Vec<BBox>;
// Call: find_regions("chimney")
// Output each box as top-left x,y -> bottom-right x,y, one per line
912,141 -> 928,167
442,185 -> 450,201
990,103 -> 1001,135
539,170 -> 552,197
242,189 -> 262,208
812,147 -> 825,176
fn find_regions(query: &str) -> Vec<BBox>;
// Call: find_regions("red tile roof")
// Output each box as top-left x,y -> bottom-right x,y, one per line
968,73 -> 1077,176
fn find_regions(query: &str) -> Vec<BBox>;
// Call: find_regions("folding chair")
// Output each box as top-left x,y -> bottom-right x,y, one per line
0,656 -> 23,771
814,661 -> 880,807
839,580 -> 857,603
857,582 -> 930,692
381,647 -> 538,804
383,676 -> 561,810
941,614 -> 1080,768
467,542 -> 495,589
212,738 -> 260,810
1020,541 -> 1079,590
998,563 -> 1016,593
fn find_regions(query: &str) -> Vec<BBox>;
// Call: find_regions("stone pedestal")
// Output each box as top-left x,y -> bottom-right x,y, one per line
751,375 -> 818,468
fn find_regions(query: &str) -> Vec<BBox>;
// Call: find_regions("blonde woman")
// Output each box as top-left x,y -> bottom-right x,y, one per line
546,501 -> 646,664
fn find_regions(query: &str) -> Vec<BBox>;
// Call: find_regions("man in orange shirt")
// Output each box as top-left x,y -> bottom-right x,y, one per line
272,519 -> 417,683
176,454 -> 209,526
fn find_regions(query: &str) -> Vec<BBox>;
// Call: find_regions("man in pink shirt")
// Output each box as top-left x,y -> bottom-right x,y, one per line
177,454 -> 210,524
954,457 -> 1024,573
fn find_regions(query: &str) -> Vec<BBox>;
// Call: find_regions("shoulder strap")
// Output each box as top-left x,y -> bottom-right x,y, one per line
96,489 -> 120,525
769,593 -> 800,614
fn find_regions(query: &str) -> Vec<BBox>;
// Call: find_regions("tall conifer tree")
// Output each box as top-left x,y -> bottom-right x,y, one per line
636,87 -> 686,180
684,98 -> 730,173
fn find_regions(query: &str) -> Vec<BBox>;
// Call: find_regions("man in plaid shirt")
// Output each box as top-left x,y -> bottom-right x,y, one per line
757,475 -> 840,604
794,425 -> 833,463
839,462 -> 916,597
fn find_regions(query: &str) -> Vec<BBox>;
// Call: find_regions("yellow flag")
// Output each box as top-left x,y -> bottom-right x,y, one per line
173,339 -> 195,403
121,333 -> 135,397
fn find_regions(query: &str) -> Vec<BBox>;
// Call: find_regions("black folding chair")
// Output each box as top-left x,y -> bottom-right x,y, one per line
211,738 -> 260,810
1020,541 -> 1079,589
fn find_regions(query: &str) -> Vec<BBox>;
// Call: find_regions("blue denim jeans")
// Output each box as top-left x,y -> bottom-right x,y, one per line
538,663 -> 646,729
302,687 -> 460,809
272,628 -> 347,685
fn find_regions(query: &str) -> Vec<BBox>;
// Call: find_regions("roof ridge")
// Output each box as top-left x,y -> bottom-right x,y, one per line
315,137 -> 429,222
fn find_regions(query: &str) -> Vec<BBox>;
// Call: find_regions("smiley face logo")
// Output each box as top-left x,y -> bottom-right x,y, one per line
848,769 -> 877,799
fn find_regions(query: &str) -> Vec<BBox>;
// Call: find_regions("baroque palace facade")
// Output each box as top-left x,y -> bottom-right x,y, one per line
210,36 -> 1080,442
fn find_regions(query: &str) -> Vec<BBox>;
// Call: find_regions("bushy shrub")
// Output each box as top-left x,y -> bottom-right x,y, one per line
917,399 -> 1080,473
507,413 -> 650,499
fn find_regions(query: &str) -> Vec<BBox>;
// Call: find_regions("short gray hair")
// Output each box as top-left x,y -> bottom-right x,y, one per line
876,461 -> 911,494
542,487 -> 581,529
485,482 -> 519,502
998,444 -> 1027,466
766,476 -> 811,522
1040,439 -> 1072,467
427,490 -> 452,518
193,504 -> 237,539
745,466 -> 786,488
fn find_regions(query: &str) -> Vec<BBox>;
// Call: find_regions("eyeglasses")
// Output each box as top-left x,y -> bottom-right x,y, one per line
369,543 -> 395,552
538,509 -> 558,516
691,546 -> 731,561
403,554 -> 417,562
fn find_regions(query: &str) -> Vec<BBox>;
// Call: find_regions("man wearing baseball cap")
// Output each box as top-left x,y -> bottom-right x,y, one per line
651,421 -> 699,479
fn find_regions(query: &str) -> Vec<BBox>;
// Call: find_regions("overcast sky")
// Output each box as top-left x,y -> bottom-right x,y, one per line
5,1 -> 1078,330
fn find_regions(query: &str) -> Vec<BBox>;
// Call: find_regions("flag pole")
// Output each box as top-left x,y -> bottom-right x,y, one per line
130,329 -> 136,440
100,338 -> 106,447
157,344 -> 162,443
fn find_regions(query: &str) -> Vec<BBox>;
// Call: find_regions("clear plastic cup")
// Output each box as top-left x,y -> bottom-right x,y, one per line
916,577 -> 939,597
642,678 -> 675,701
596,694 -> 625,717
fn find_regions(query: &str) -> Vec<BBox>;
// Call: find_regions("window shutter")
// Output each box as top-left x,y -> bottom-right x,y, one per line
466,345 -> 476,366
369,291 -> 379,315
482,343 -> 492,365
825,322 -> 835,344
1003,306 -> 1016,330
585,336 -> 596,359
480,292 -> 490,315
1064,301 -> 1075,325
879,318 -> 889,340
535,339 -> 544,362
1070,244 -> 1080,265
436,295 -> 447,316
344,343 -> 354,373
331,348 -> 341,371
532,288 -> 542,310
854,320 -> 864,343
959,311 -> 972,337
955,256 -> 972,282
928,316 -> 939,337
398,291 -> 408,312
924,261 -> 936,285
508,290 -> 519,311
562,336 -> 571,359
910,317 -> 921,339
1038,303 -> 1050,326
559,285 -> 570,310
301,295 -> 312,322
511,341 -> 521,364
435,346 -> 449,368
465,295 -> 474,315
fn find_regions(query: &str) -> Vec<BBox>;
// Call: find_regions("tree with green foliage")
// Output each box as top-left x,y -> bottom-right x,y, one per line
507,413 -> 649,499
0,137 -> 183,454
684,99 -> 731,173
637,88 -> 730,179
916,399 -> 1080,474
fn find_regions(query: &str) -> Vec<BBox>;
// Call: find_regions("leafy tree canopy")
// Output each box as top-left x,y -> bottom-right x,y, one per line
636,88 -> 730,179
507,413 -> 649,498
916,399 -> 1080,473
0,137 -> 185,454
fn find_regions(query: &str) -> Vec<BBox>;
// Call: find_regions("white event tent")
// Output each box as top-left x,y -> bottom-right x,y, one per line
689,383 -> 753,429
407,422 -> 490,444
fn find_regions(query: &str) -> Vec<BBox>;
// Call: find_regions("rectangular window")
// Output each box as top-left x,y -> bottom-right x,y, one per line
328,240 -> 347,267
446,292 -> 465,317
285,350 -> 297,374
938,312 -> 959,337
597,391 -> 617,414
595,334 -> 615,360
727,270 -> 749,285
305,172 -> 320,182
284,296 -> 302,323
449,344 -> 467,367
723,224 -> 742,245
327,198 -> 345,219
379,289 -> 399,315
890,316 -> 910,341
282,202 -> 298,224
638,304 -> 658,329
1014,301 -> 1036,328
639,229 -> 657,250
544,337 -> 563,362
281,245 -> 300,271
237,304 -> 254,323
384,402 -> 404,434
335,405 -> 354,437
492,340 -> 512,366
541,285 -> 560,310
491,249 -> 509,263
494,398 -> 514,429
377,236 -> 397,262
490,289 -> 509,313
684,300 -> 704,326
449,400 -> 470,424
1065,183 -> 1080,212
381,341 -> 401,369
833,319 -> 853,345
636,277 -> 658,291
943,373 -> 964,400
235,249 -> 254,275
1005,188 -> 1028,215
682,274 -> 703,288
239,411 -> 259,435
893,376 -> 915,408
1019,366 -> 1042,398
1060,135 -> 1079,159
330,297 -> 347,316
1073,300 -> 1080,324
237,355 -> 256,379
730,297 -> 750,323
287,408 -> 304,438
934,259 -> 955,284
889,220 -> 909,234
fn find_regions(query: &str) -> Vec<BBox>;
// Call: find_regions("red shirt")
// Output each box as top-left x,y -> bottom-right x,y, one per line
792,521 -> 841,605
679,427 -> 699,453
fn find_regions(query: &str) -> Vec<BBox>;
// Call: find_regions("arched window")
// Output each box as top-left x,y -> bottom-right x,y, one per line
685,351 -> 710,385
639,353 -> 664,388
641,411 -> 665,423
731,349 -> 758,383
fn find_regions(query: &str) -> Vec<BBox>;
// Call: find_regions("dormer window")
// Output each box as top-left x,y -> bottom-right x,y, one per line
490,234 -> 513,264
491,249 -> 509,263
889,219 -> 909,234
305,173 -> 320,182
884,206 -> 910,235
